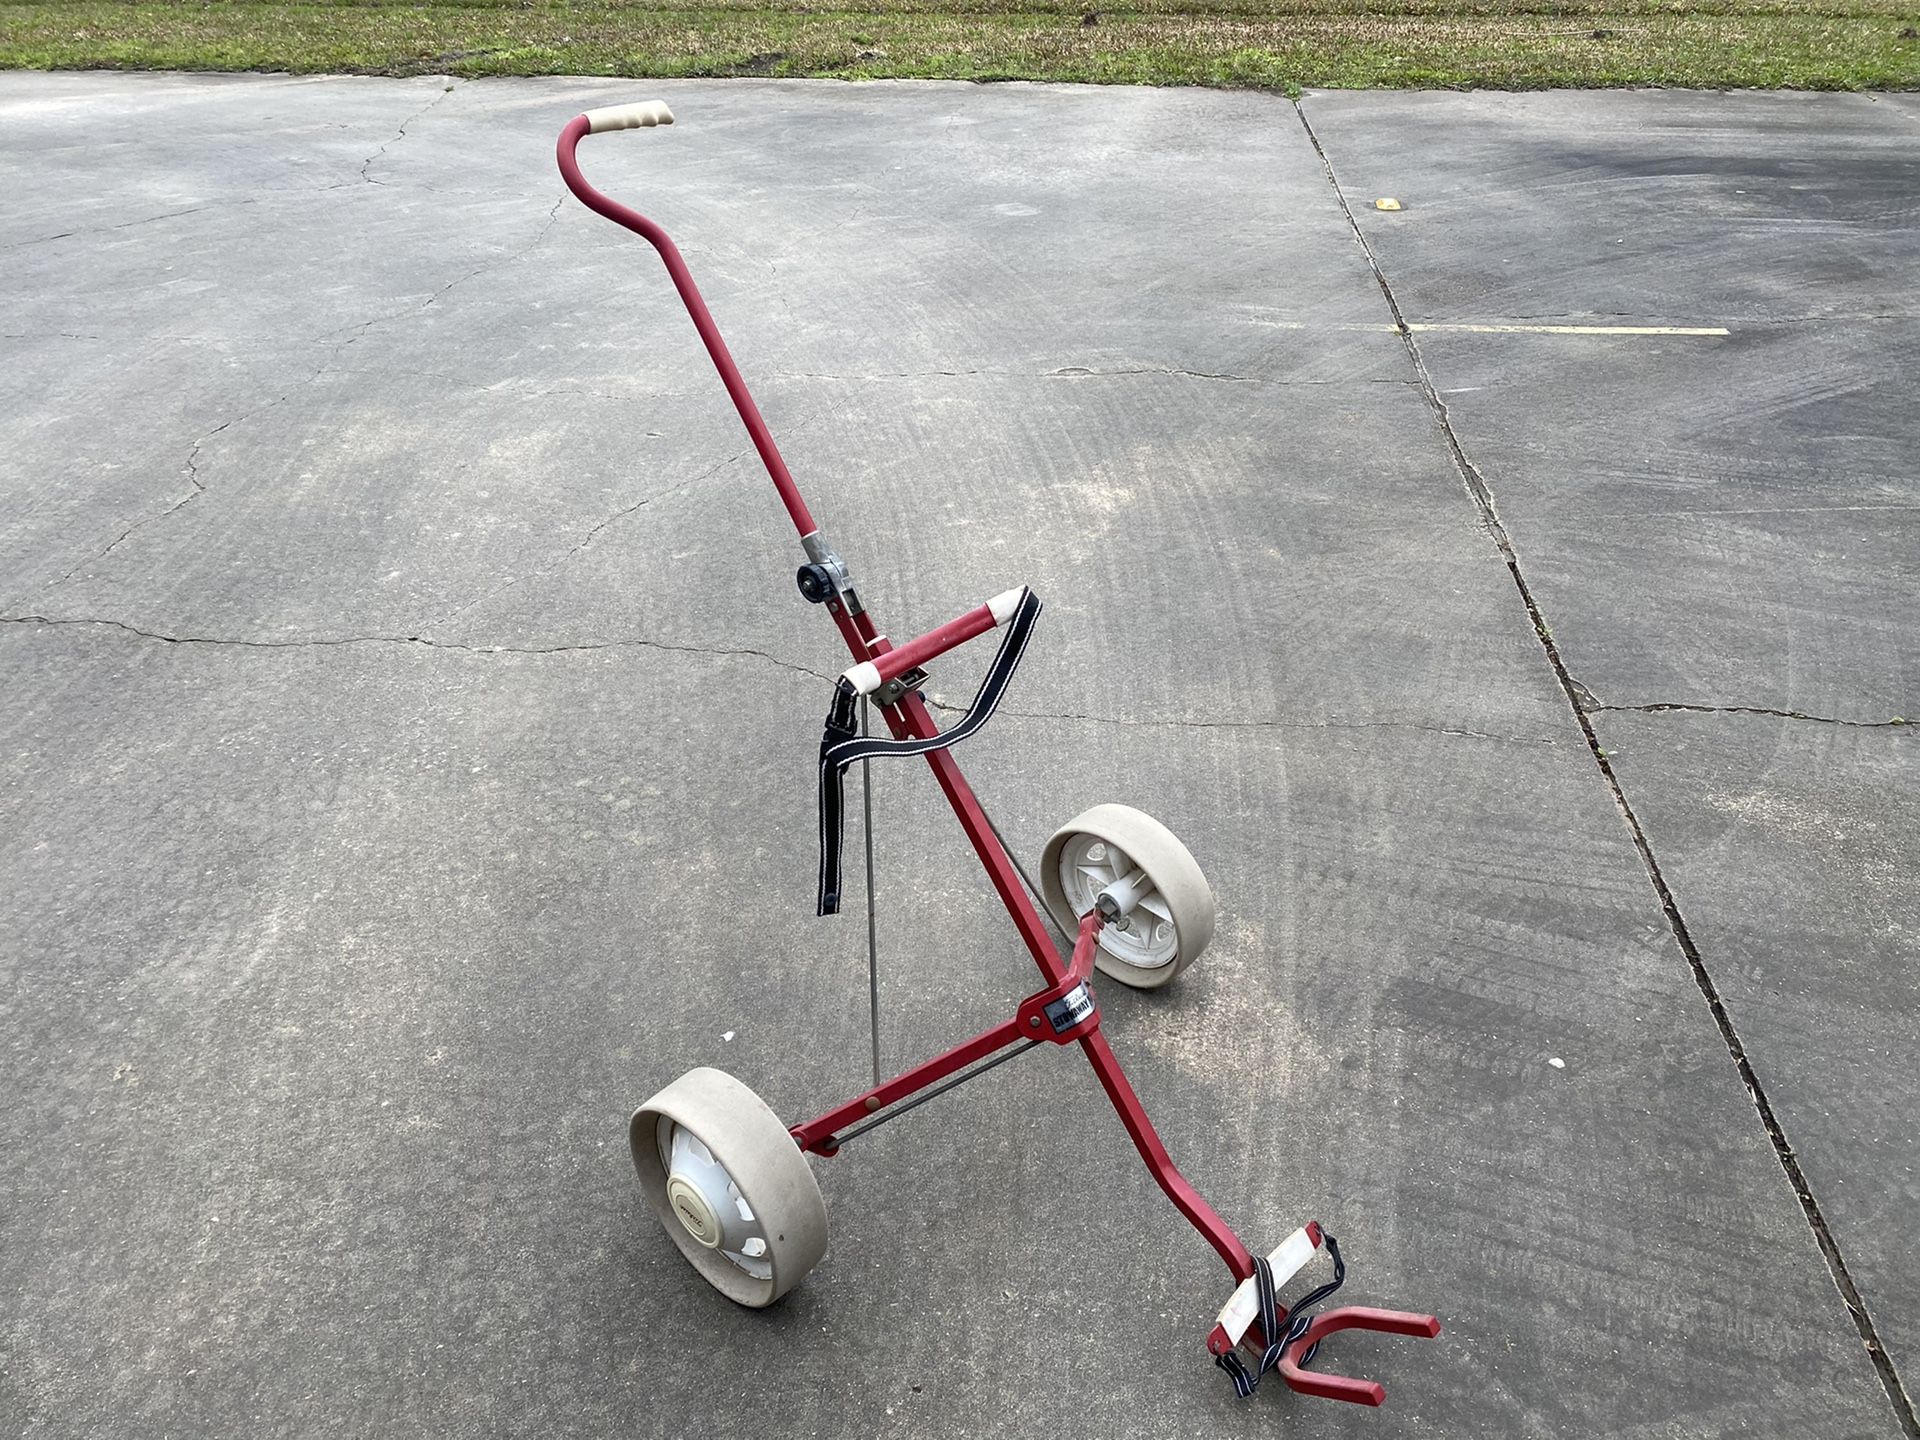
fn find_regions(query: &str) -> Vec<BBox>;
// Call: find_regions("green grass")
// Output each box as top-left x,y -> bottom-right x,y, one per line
2,0 -> 1916,88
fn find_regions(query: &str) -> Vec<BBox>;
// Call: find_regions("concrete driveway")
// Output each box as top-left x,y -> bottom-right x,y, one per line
1,72 -> 1915,1438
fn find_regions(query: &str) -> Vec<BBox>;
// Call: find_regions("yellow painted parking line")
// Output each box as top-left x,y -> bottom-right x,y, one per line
1247,318 -> 1730,336
1409,323 -> 1731,336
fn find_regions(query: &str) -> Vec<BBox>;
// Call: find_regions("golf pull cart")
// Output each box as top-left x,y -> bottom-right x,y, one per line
556,99 -> 1439,1408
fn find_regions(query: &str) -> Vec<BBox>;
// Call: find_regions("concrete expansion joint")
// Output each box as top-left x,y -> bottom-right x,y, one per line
1586,700 -> 1915,732
1295,93 -> 1918,1432
0,612 -> 834,679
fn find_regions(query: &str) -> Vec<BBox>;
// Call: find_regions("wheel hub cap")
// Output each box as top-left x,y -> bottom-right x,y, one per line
667,1173 -> 723,1249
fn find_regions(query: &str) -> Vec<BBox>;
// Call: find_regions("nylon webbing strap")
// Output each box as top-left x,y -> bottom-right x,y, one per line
1214,1233 -> 1347,1399
816,587 -> 1041,915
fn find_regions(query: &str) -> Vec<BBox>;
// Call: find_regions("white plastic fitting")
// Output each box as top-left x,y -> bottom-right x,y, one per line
987,587 -> 1024,626
584,101 -> 676,135
1095,867 -> 1152,922
844,661 -> 883,697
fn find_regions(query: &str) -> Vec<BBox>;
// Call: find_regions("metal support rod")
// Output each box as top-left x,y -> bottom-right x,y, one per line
829,1038 -> 1043,1147
981,807 -> 1072,953
861,696 -> 881,1088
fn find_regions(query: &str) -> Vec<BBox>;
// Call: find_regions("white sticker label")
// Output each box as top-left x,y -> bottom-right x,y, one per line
1044,983 -> 1095,1034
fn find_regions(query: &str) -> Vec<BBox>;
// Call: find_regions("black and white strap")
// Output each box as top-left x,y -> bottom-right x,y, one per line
1215,1233 -> 1347,1399
815,587 -> 1042,915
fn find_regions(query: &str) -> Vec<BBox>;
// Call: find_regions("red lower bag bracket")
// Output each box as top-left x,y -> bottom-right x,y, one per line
1277,1306 -> 1443,1407
1207,1228 -> 1438,1407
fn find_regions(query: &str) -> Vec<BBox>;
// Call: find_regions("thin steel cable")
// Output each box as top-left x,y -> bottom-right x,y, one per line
861,696 -> 881,1088
982,808 -> 1072,956
831,1039 -> 1043,1146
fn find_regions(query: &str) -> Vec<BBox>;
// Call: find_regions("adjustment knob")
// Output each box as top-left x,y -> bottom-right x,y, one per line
796,563 -> 836,604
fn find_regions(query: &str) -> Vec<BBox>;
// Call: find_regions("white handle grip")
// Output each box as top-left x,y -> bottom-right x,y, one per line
584,101 -> 675,135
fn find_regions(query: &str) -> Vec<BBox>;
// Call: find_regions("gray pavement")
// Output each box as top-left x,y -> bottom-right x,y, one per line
0,72 -> 1914,1439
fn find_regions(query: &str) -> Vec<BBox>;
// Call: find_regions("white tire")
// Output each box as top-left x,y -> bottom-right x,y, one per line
630,1067 -> 829,1307
1039,804 -> 1216,989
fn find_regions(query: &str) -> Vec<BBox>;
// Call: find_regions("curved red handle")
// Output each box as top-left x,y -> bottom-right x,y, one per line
555,112 -> 818,540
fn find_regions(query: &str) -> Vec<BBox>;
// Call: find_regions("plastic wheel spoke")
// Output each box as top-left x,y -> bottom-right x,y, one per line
669,1126 -> 770,1276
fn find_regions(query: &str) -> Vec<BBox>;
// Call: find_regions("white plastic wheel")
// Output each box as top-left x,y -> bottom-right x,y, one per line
1039,803 -> 1216,989
629,1067 -> 828,1307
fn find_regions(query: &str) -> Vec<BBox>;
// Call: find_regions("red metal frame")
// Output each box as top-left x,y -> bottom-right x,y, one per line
856,596 -> 1003,688
557,113 -> 1436,1405
789,910 -> 1105,1154
1278,1308 -> 1444,1407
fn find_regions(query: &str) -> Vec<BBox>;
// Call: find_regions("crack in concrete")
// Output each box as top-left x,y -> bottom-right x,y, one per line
1744,312 -> 1917,327
12,171 -> 566,614
1396,309 -> 1906,332
433,439 -> 761,627
1604,503 -> 1920,519
924,695 -> 1557,746
0,613 -> 833,681
360,80 -> 462,186
325,195 -> 566,358
1297,96 -> 1920,1436
1587,701 -> 1912,731
1493,309 -> 1641,321
432,368 -> 852,622
19,189 -> 576,606
3,394 -> 294,613
8,162 -> 701,635
4,201 -> 259,253
775,367 -> 995,381
424,197 -> 565,315
431,389 -> 836,629
1053,364 -> 1253,382
0,611 -> 1558,751
766,254 -> 802,336
324,365 -> 664,405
